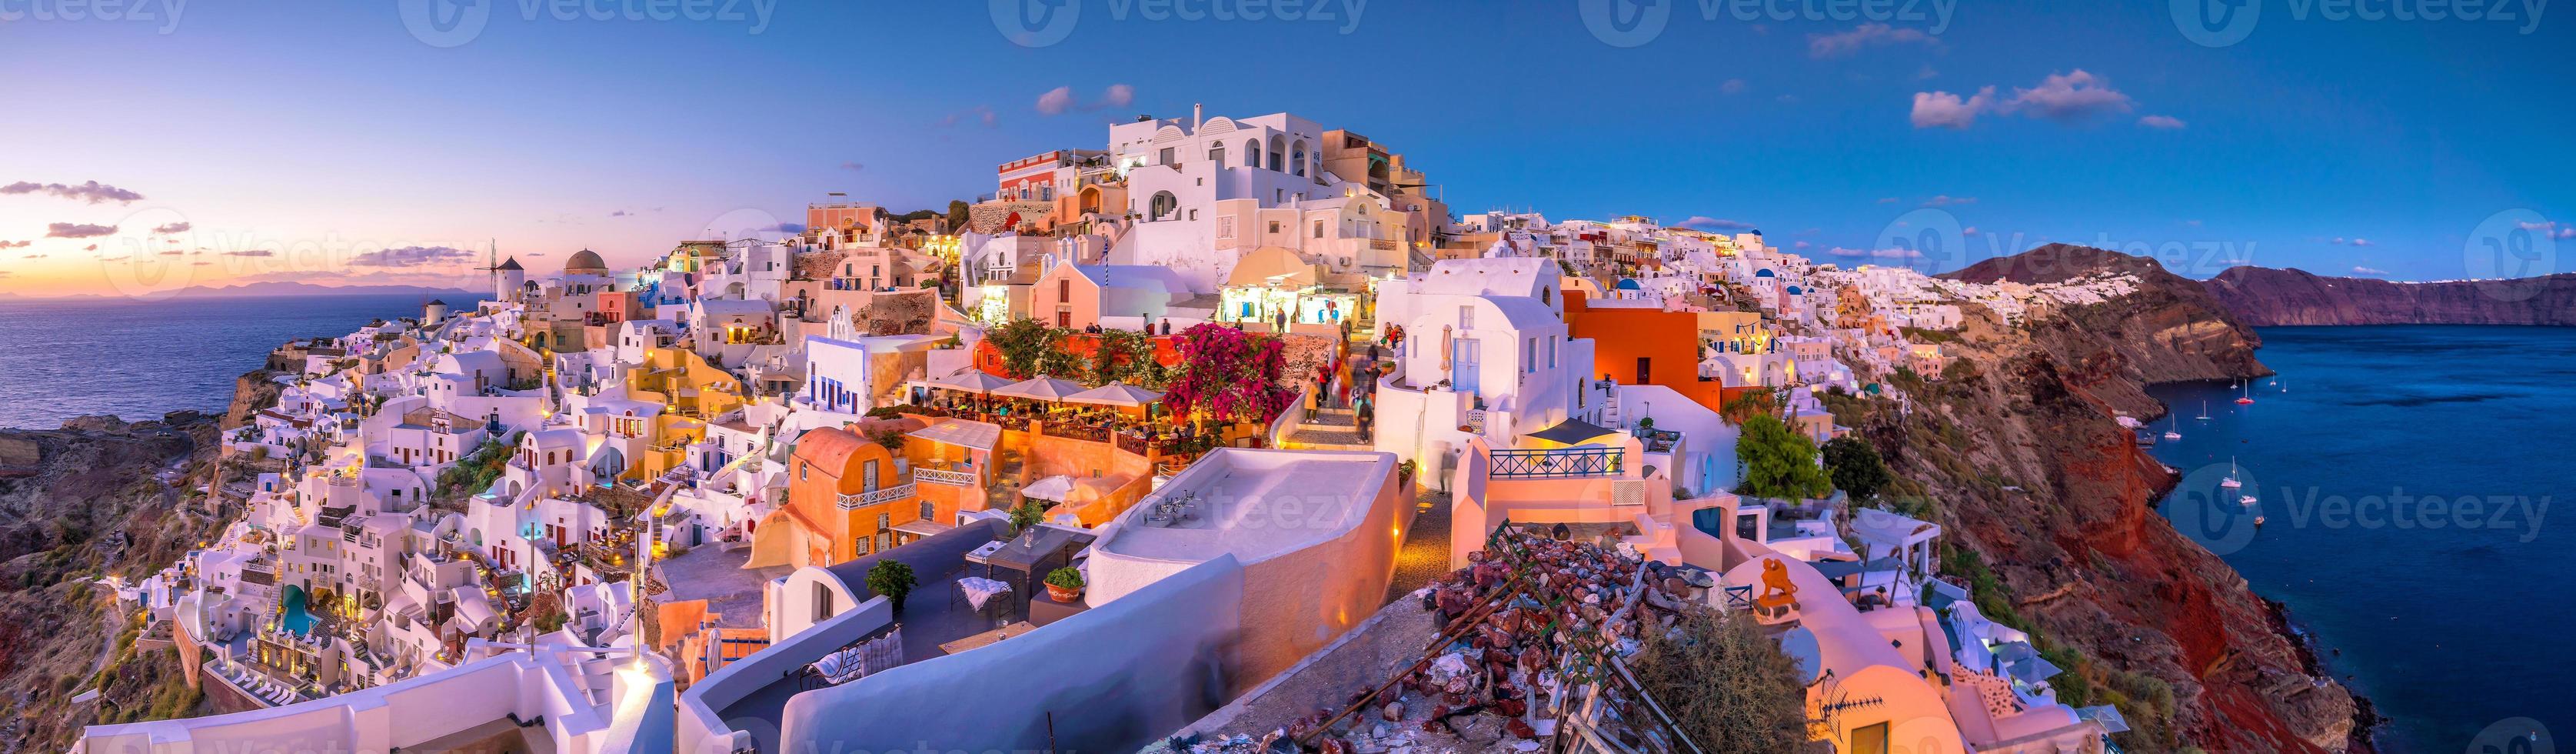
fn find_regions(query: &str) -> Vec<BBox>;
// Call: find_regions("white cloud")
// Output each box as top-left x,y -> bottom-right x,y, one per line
1809,23 -> 1939,58
2138,115 -> 2188,129
1911,87 -> 1995,129
1037,84 -> 1137,115
1921,195 -> 1976,207
1720,78 -> 1749,95
2351,266 -> 2390,276
1677,216 -> 1757,232
1913,70 -> 2155,129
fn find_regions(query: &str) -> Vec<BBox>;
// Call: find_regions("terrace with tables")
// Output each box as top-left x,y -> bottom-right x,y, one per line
682,519 -> 1097,754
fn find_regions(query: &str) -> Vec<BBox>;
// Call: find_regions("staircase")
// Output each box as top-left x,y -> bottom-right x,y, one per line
1599,388 -> 1624,428
1280,405 -> 1370,451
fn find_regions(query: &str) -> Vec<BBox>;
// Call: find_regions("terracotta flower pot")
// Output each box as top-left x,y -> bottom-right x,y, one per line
1047,583 -> 1083,602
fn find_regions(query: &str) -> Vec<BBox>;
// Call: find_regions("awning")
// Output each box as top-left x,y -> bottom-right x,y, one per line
1524,417 -> 1620,446
907,419 -> 1000,451
894,519 -> 954,537
991,376 -> 1087,402
1064,381 -> 1163,407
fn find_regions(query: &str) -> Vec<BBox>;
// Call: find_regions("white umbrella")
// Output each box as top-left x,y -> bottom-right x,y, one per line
1021,475 -> 1076,502
933,371 -> 1014,395
1063,381 -> 1164,407
991,375 -> 1087,402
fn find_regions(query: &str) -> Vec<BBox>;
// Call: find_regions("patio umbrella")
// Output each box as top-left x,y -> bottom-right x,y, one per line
1020,475 -> 1076,502
1064,381 -> 1164,407
935,371 -> 1015,395
991,375 -> 1087,402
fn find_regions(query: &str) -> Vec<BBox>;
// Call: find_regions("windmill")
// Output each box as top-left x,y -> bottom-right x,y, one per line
469,239 -> 504,298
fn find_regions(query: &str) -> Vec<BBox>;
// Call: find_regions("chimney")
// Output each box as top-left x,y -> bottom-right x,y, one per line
1193,102 -> 1203,131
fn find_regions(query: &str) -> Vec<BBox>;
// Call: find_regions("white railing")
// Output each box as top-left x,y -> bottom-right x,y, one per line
912,469 -> 976,487
837,483 -> 916,510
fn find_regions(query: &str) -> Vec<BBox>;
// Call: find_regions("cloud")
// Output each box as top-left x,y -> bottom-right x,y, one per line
1720,78 -> 1749,95
1808,23 -> 1939,58
1912,70 -> 2146,128
1875,197 -> 1900,205
45,222 -> 117,238
840,162 -> 865,172
225,249 -> 275,257
767,222 -> 807,234
2351,266 -> 2390,276
1921,195 -> 1976,207
937,105 -> 998,128
22,253 -> 45,259
151,221 -> 192,234
2328,237 -> 2373,246
85,244 -> 98,252
1915,64 -> 1939,80
1036,84 -> 1137,115
609,209 -> 633,217
192,261 -> 213,266
1962,225 -> 1982,235
0,240 -> 27,249
2515,221 -> 2576,240
1793,240 -> 1813,249
2007,69 -> 2135,122
2,179 -> 144,205
158,249 -> 184,255
348,245 -> 474,267
1911,86 -> 1995,129
1827,246 -> 1925,259
1676,216 -> 1757,232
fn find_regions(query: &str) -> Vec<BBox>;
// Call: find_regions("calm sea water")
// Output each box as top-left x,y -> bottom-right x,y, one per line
2151,326 -> 2572,754
0,295 -> 440,430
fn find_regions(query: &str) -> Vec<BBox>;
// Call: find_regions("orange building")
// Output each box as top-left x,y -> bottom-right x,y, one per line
747,425 -> 946,569
1561,290 -> 1764,415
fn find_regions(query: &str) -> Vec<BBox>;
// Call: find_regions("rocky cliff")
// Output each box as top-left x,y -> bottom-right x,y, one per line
2202,266 -> 2576,325
0,412 -> 229,751
1848,245 -> 2362,752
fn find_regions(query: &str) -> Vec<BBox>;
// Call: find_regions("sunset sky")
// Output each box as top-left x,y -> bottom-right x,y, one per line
2,0 -> 2569,296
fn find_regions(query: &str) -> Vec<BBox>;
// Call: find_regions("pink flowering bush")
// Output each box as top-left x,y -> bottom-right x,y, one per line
1160,323 -> 1296,425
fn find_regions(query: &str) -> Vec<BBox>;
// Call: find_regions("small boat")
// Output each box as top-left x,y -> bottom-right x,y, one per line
2220,456 -> 2244,488
2239,494 -> 2258,505
2254,515 -> 2267,526
2197,400 -> 2212,420
2235,381 -> 2255,405
2163,413 -> 2182,440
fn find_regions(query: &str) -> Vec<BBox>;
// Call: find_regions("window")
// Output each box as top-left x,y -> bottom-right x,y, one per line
1313,220 -> 1324,239
1849,723 -> 1889,754
1058,279 -> 1071,301
1267,221 -> 1281,235
919,500 -> 936,521
1216,217 -> 1236,240
1157,147 -> 1175,165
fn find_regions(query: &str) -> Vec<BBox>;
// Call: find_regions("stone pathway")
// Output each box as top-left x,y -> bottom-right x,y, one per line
1383,485 -> 1455,603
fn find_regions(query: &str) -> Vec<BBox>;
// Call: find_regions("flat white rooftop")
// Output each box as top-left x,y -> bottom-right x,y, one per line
1097,449 -> 1393,565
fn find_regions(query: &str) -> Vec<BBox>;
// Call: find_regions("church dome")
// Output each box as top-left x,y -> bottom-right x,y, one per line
564,249 -> 608,273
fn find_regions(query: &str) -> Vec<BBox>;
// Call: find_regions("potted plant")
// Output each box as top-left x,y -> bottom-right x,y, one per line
1044,566 -> 1085,602
866,559 -> 918,612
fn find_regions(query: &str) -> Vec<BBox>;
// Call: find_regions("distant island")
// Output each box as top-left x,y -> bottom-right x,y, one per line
0,282 -> 481,302
2203,266 -> 2576,326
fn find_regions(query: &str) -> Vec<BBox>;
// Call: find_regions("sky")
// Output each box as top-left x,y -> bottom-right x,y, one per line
2,0 -> 2570,297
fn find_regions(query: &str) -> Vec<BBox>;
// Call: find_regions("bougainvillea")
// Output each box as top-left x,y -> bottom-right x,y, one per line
1160,323 -> 1296,425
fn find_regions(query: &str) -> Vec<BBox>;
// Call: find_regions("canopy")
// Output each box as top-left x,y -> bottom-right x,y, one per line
1064,381 -> 1164,407
1525,417 -> 1620,446
1021,475 -> 1077,502
928,371 -> 1014,395
992,375 -> 1087,402
907,419 -> 1000,452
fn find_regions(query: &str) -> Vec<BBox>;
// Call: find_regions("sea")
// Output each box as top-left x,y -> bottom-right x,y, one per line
0,294 -> 444,430
2149,325 -> 2572,754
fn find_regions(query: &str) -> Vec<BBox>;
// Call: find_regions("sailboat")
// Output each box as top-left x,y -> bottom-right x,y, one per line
2196,399 -> 2212,420
2235,381 -> 2255,405
2163,413 -> 2182,440
2220,456 -> 2243,489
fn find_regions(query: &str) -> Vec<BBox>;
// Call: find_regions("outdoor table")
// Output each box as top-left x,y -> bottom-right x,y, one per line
937,621 -> 1037,655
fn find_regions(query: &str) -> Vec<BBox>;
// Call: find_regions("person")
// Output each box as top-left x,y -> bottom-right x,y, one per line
1159,319 -> 1171,335
1303,381 -> 1320,422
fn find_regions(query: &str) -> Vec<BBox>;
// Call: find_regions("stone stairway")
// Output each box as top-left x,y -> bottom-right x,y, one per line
1280,405 -> 1370,451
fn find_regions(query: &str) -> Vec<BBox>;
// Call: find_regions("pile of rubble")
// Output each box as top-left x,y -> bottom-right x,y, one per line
1176,525 -> 1712,754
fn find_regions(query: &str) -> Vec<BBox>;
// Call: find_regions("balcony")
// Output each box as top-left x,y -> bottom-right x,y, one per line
837,482 -> 916,510
1487,447 -> 1625,479
912,469 -> 976,488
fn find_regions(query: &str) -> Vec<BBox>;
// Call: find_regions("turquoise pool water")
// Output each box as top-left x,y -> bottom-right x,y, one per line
281,586 -> 315,636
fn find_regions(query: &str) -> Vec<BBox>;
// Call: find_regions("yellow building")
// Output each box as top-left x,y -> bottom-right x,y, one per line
624,346 -> 746,482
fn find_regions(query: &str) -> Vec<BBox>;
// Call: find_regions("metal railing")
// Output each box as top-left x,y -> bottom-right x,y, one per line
1487,447 -> 1624,479
837,482 -> 916,510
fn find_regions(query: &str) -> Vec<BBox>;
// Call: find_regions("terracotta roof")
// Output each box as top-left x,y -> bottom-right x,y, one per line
789,425 -> 870,472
